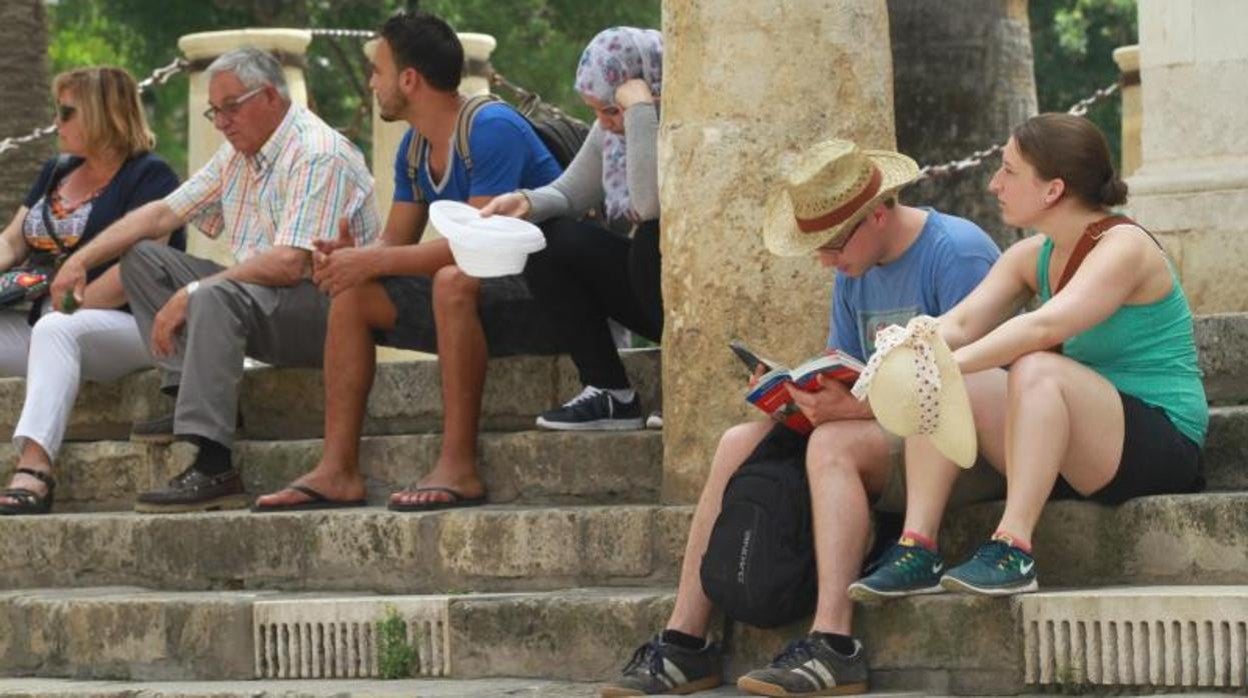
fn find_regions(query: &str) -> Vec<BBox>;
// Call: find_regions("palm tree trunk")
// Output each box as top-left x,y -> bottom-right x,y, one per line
0,0 -> 51,223
889,0 -> 1039,250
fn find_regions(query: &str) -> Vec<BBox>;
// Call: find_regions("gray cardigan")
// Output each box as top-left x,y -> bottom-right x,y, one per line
522,103 -> 660,223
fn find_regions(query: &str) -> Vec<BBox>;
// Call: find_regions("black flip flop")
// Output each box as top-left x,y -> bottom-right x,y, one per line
251,484 -> 367,513
387,486 -> 487,512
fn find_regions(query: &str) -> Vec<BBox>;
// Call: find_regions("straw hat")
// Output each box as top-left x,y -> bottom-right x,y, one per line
850,316 -> 977,468
763,139 -> 919,257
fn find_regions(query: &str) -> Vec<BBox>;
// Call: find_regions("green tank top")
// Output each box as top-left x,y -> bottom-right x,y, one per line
1037,236 -> 1207,445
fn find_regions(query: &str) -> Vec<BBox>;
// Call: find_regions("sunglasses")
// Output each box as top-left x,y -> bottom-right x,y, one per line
818,217 -> 867,253
55,104 -> 77,122
202,86 -> 265,123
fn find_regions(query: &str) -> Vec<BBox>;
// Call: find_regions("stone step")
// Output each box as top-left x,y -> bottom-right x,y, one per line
0,505 -> 690,594
1,585 -> 1243,694
0,495 -> 1246,595
0,431 -> 663,512
1,309 -> 1245,444
0,349 -> 661,442
0,679 -> 925,698
7,404 -> 1242,513
0,677 -> 603,697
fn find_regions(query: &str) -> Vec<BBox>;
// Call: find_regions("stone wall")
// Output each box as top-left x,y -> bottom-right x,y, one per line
1128,0 -> 1248,313
889,0 -> 1037,251
660,0 -> 896,502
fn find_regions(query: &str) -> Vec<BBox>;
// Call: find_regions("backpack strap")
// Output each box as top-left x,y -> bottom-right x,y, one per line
1052,214 -> 1134,295
404,130 -> 429,206
1047,213 -> 1135,353
404,94 -> 501,202
454,94 -> 502,173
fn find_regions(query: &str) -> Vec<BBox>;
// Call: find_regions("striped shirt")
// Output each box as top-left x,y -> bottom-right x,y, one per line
165,104 -> 379,263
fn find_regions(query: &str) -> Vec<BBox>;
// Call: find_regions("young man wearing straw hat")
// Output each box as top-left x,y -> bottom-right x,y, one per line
602,139 -> 1003,697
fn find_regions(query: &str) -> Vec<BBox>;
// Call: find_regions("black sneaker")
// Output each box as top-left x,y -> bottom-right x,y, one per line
536,386 -> 644,431
134,465 -> 249,513
600,635 -> 722,696
737,634 -> 868,696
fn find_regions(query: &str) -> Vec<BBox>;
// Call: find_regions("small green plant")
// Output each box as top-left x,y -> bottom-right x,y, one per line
377,605 -> 416,680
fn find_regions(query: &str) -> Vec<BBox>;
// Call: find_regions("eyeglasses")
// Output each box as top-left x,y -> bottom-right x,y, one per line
202,86 -> 265,123
55,104 -> 77,122
818,217 -> 867,253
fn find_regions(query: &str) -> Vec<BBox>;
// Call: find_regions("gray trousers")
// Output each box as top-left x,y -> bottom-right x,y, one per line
120,240 -> 329,448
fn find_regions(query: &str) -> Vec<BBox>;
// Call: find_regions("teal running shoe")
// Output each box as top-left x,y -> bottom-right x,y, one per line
940,539 -> 1039,596
847,540 -> 945,602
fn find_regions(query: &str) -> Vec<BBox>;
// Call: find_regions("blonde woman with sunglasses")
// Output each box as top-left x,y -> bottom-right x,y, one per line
0,66 -> 183,515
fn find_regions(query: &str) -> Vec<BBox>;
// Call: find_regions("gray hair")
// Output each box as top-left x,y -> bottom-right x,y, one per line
206,47 -> 290,101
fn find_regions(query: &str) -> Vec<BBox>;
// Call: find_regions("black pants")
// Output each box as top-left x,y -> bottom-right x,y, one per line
522,217 -> 662,389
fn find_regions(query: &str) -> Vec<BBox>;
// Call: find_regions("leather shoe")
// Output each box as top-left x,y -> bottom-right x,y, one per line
134,466 -> 249,513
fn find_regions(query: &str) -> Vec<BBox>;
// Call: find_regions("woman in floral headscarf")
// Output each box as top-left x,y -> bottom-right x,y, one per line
482,27 -> 664,431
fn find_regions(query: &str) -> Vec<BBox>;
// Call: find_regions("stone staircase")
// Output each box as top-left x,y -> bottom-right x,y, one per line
0,315 -> 1245,697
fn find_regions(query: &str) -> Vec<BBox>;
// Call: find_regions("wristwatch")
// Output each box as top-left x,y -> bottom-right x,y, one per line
185,280 -> 201,296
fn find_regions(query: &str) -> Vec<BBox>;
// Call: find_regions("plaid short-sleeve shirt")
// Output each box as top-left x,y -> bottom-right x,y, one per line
164,104 -> 379,263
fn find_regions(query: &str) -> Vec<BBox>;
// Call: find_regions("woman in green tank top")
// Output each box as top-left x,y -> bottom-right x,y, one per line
849,114 -> 1205,600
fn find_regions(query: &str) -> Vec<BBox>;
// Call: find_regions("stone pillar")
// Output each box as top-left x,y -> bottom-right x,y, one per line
1128,0 -> 1248,313
661,0 -> 896,503
178,29 -> 313,267
889,0 -> 1038,251
1113,45 -> 1142,177
367,33 -> 497,224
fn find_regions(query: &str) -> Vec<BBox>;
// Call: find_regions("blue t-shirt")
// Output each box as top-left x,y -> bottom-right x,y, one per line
393,103 -> 562,204
830,208 -> 1000,362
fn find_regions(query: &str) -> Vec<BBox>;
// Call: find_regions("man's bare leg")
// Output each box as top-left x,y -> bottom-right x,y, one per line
805,420 -> 894,634
390,265 -> 487,507
255,282 -> 396,507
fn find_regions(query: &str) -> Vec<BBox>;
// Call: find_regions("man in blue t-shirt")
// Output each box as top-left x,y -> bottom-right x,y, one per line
603,140 -> 1005,697
254,10 -> 562,513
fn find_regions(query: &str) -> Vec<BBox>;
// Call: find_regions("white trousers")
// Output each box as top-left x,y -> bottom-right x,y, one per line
0,308 -> 152,460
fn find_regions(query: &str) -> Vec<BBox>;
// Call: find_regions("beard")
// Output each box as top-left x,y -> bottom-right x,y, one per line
376,90 -> 408,123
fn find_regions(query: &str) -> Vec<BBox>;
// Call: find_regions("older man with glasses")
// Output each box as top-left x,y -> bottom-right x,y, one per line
50,47 -> 380,513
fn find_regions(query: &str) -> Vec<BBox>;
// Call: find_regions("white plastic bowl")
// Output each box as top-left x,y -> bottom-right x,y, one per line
429,200 -> 546,277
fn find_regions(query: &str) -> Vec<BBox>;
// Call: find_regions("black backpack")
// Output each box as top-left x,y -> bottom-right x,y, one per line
405,94 -> 589,204
700,425 -> 817,628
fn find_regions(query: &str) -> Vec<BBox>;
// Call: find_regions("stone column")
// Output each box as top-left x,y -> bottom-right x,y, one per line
661,0 -> 896,502
1113,45 -> 1142,177
1128,0 -> 1248,313
178,29 -> 313,267
367,33 -> 497,225
888,0 -> 1038,251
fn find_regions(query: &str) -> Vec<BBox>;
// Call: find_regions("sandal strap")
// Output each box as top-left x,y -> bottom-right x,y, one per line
14,467 -> 55,489
2,488 -> 39,504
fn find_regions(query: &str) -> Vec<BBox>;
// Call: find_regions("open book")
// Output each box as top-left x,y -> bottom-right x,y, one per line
730,340 -> 866,434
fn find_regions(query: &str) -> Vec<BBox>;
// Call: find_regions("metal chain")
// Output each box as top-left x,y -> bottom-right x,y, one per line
310,28 -> 376,40
0,57 -> 188,158
917,80 -> 1122,181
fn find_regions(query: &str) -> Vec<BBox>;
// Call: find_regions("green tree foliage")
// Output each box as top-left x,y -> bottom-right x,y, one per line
1030,0 -> 1138,166
45,0 -> 660,175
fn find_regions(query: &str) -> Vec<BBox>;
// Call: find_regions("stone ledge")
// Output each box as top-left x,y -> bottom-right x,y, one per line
5,585 -> 1242,692
0,505 -> 691,595
0,495 -> 1245,595
0,349 -> 661,441
0,431 -> 663,512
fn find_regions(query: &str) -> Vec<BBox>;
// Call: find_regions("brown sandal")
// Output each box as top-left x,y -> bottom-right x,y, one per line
0,467 -> 56,515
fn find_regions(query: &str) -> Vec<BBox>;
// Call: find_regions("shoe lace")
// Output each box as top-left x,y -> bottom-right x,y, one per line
973,539 -> 1015,569
622,637 -> 666,677
770,637 -> 816,668
561,385 -> 605,408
